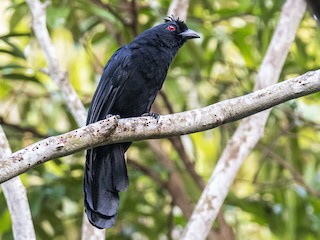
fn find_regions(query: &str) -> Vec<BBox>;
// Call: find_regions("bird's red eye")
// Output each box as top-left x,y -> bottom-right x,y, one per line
167,25 -> 176,31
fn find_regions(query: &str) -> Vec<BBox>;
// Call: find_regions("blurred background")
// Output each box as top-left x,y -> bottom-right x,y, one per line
1,0 -> 320,239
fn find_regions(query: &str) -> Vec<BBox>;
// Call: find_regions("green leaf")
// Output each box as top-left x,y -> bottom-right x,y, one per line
0,39 -> 25,59
8,2 -> 28,30
0,64 -> 25,70
1,73 -> 40,83
0,32 -> 30,39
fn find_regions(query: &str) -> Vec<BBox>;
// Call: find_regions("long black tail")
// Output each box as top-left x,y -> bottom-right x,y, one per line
84,143 -> 129,229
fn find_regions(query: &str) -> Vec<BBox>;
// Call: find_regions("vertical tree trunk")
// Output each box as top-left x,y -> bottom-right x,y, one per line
181,0 -> 307,239
0,126 -> 36,240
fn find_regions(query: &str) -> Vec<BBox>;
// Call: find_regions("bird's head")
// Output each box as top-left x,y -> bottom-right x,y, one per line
132,16 -> 200,50
160,16 -> 200,48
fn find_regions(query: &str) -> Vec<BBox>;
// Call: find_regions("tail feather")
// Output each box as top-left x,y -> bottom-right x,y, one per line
84,193 -> 118,229
112,144 -> 129,191
84,144 -> 129,229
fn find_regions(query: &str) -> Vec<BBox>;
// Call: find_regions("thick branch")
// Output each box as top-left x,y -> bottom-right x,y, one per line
0,70 -> 319,183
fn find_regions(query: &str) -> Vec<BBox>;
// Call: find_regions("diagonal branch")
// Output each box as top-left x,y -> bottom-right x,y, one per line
0,69 -> 319,184
259,144 -> 320,198
0,117 -> 50,138
26,0 -> 87,126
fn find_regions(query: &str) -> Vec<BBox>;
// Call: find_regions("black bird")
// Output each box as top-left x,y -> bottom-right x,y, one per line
306,0 -> 320,23
84,16 -> 200,229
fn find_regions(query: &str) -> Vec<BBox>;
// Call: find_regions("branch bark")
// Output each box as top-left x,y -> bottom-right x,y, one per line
167,0 -> 190,20
0,69 -> 319,183
0,126 -> 36,240
181,0 -> 307,239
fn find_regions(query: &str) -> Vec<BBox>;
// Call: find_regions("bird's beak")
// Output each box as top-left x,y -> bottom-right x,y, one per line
180,29 -> 200,39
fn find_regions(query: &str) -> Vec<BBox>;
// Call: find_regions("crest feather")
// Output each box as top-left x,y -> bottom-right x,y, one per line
163,15 -> 187,31
164,15 -> 184,24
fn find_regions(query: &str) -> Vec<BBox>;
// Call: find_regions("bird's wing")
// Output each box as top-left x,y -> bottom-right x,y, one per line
87,46 -> 131,124
84,46 -> 131,229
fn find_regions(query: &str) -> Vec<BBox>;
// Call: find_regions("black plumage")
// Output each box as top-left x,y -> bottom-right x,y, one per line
84,17 -> 200,229
306,0 -> 320,23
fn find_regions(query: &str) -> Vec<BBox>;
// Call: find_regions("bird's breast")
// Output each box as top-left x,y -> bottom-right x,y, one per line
111,50 -> 172,118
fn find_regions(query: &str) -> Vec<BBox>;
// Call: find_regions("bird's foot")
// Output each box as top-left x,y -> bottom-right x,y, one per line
142,112 -> 160,121
106,114 -> 120,119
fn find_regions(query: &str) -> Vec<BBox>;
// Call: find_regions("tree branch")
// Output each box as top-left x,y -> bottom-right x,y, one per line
167,0 -> 190,20
0,70 -> 319,183
259,144 -> 320,198
0,126 -> 36,240
128,158 -> 166,187
26,0 -> 87,127
0,117 -> 50,138
148,140 -> 193,217
181,0 -> 307,239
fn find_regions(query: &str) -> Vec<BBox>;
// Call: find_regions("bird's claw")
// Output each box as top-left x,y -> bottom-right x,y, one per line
142,112 -> 160,121
106,114 -> 120,119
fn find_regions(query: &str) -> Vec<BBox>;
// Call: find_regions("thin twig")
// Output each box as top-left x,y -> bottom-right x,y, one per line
91,0 -> 128,26
0,117 -> 51,138
148,140 -> 193,217
128,158 -> 166,187
130,0 -> 139,36
259,145 -> 320,198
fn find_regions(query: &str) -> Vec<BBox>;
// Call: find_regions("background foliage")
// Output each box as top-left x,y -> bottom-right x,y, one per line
1,0 -> 320,239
